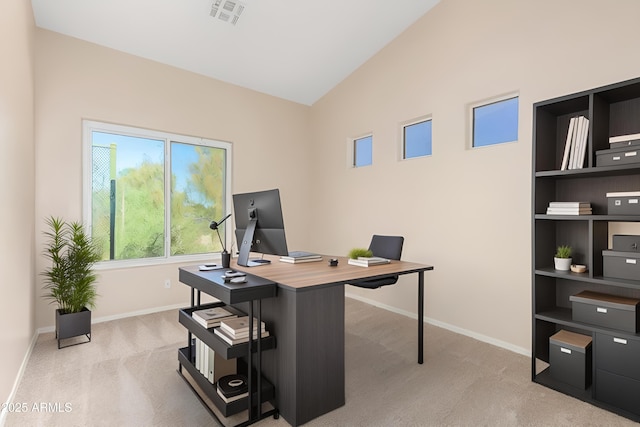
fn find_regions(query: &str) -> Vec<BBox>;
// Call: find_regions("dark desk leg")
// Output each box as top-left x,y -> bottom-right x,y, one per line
418,271 -> 424,364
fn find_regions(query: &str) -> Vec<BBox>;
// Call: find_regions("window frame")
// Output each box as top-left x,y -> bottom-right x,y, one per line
401,115 -> 433,160
469,93 -> 519,149
351,133 -> 373,168
82,120 -> 233,269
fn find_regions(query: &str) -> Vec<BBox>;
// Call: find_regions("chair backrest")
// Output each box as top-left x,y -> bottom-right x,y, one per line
368,235 -> 404,260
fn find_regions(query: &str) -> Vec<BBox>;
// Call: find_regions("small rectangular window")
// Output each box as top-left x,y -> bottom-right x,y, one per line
403,119 -> 432,159
472,96 -> 519,147
354,135 -> 373,167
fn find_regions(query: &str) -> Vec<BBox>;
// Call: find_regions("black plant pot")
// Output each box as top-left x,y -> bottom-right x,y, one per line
56,307 -> 91,349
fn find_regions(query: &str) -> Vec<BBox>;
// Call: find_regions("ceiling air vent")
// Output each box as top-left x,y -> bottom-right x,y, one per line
210,0 -> 245,25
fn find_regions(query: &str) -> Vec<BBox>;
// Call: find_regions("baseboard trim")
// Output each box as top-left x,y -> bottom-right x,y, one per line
36,303 -> 186,334
345,291 -> 530,358
1,331 -> 39,427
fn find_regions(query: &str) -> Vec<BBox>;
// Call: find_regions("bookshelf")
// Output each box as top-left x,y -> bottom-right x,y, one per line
177,267 -> 279,426
532,76 -> 640,422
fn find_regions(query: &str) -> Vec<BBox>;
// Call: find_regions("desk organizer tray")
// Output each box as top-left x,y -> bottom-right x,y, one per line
603,250 -> 640,281
570,290 -> 640,333
597,146 -> 640,167
606,191 -> 640,215
549,330 -> 592,389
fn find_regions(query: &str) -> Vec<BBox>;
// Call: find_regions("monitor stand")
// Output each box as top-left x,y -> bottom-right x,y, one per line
237,218 -> 270,267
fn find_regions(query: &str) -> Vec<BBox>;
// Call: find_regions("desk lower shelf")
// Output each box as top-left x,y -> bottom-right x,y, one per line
178,347 -> 275,418
179,303 -> 277,359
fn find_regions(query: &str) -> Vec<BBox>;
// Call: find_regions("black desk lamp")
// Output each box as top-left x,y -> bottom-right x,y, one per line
210,213 -> 231,267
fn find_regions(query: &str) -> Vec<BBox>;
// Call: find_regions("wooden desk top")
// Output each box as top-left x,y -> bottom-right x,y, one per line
231,254 -> 433,291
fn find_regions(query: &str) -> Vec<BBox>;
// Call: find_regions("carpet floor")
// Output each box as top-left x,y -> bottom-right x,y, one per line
5,298 -> 637,426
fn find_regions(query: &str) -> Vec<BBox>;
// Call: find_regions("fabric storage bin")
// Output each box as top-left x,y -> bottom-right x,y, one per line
607,191 -> 640,215
597,146 -> 640,167
603,250 -> 640,281
549,330 -> 592,389
570,290 -> 640,333
612,234 -> 640,252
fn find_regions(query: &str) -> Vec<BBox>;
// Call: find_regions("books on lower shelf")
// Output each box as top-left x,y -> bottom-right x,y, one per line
546,201 -> 592,215
192,306 -> 237,328
193,337 -> 236,384
279,251 -> 322,263
348,256 -> 391,267
560,115 -> 589,170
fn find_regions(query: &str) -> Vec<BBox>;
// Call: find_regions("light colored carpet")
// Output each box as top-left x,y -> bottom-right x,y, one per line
5,298 -> 637,427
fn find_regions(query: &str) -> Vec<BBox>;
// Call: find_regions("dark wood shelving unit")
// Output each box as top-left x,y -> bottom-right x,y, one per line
532,76 -> 640,422
177,266 -> 279,426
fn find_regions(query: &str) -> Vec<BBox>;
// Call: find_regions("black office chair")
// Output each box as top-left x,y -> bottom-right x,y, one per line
349,235 -> 404,289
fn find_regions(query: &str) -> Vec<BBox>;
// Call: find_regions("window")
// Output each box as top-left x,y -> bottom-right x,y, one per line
353,135 -> 373,167
83,121 -> 231,266
472,95 -> 519,147
403,118 -> 432,159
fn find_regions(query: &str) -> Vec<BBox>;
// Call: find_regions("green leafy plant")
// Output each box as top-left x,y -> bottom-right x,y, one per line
42,217 -> 101,314
348,248 -> 373,259
555,245 -> 572,259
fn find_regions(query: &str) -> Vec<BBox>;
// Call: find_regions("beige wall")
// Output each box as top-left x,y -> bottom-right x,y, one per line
0,0 -> 36,409
33,30 -> 312,329
308,0 -> 640,352
7,0 -> 640,402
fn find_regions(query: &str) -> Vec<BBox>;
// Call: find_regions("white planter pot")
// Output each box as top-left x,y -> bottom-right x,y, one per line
554,257 -> 572,271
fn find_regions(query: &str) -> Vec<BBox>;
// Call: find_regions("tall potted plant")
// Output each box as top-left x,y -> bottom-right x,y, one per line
42,216 -> 101,348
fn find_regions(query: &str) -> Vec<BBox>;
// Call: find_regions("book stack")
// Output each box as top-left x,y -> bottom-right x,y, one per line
216,374 -> 249,403
546,201 -> 592,215
192,306 -> 237,329
214,316 -> 269,346
560,115 -> 590,170
348,256 -> 391,267
279,251 -> 322,263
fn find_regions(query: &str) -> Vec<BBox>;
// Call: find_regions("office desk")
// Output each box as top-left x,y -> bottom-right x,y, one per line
181,255 -> 433,426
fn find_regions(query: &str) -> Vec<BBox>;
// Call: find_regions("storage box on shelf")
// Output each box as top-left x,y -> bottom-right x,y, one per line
533,76 -> 640,423
570,290 -> 640,333
594,332 -> 640,417
549,330 -> 592,389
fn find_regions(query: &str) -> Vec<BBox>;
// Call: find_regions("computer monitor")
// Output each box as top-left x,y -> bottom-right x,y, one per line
233,188 -> 289,267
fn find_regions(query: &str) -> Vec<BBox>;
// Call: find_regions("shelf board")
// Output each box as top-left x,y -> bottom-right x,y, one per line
534,214 -> 640,221
178,347 -> 275,418
179,305 -> 276,359
535,309 -> 640,338
535,164 -> 640,179
535,268 -> 640,290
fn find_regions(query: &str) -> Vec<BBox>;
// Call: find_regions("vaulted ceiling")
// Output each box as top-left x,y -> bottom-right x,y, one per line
31,0 -> 440,105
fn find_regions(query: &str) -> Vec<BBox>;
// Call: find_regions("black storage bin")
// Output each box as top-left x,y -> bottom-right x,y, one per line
603,250 -> 640,281
597,146 -> 640,167
594,332 -> 640,415
570,291 -> 640,333
612,234 -> 640,252
607,191 -> 640,215
549,330 -> 592,389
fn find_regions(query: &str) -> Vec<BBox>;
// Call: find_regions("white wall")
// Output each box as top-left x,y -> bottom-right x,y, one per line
33,30 -> 312,329
308,0 -> 640,353
0,0 -> 36,410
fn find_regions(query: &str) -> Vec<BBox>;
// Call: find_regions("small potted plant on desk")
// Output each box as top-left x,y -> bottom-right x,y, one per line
554,245 -> 572,271
42,217 -> 101,349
